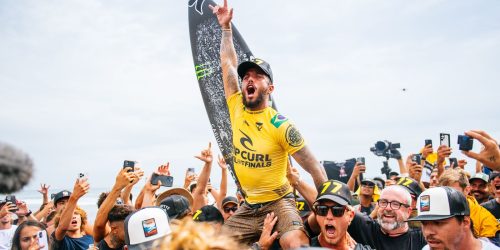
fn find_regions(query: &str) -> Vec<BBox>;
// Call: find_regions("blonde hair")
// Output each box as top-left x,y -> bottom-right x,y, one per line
438,168 -> 469,191
54,206 -> 88,232
158,218 -> 243,250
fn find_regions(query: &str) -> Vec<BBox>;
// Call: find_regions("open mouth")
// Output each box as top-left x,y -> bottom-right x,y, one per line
495,185 -> 500,190
325,224 -> 336,237
246,85 -> 256,97
71,220 -> 78,225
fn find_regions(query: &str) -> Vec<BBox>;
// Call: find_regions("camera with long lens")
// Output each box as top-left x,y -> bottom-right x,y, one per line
370,140 -> 401,159
370,140 -> 401,178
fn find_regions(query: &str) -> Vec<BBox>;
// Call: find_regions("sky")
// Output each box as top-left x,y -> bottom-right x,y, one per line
1,0 -> 499,195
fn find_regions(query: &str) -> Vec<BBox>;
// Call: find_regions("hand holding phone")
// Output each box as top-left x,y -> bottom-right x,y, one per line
150,173 -> 173,187
123,160 -> 136,172
425,139 -> 433,147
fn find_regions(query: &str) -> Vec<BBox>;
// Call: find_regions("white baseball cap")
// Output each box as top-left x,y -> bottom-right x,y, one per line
124,207 -> 171,249
408,186 -> 469,221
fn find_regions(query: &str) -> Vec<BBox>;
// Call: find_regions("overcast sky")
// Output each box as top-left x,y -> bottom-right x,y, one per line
1,0 -> 499,194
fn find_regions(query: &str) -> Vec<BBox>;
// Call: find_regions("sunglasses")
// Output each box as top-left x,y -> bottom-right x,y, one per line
314,205 -> 346,217
223,206 -> 238,213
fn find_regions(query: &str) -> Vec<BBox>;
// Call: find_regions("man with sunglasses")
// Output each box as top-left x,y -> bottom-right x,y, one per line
352,179 -> 378,216
220,196 -> 239,221
347,185 -> 426,250
310,180 -> 372,249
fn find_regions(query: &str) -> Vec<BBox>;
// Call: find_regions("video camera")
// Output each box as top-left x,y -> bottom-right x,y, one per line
370,140 -> 401,159
370,140 -> 401,179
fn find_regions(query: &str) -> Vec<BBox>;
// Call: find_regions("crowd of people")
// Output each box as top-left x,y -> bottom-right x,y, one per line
2,0 -> 500,249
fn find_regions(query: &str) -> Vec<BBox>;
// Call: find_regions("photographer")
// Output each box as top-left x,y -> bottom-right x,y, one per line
93,166 -> 142,249
52,178 -> 93,250
0,201 -> 18,249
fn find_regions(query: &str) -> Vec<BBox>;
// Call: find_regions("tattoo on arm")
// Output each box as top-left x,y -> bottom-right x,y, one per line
292,146 -> 328,188
220,30 -> 240,97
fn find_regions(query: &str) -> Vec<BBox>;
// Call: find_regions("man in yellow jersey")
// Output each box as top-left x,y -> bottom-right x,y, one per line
210,1 -> 328,249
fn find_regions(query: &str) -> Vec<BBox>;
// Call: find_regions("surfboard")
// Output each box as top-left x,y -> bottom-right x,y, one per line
188,0 -> 254,195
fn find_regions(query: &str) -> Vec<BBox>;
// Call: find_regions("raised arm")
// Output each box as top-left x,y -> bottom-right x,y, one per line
347,163 -> 364,191
209,0 -> 240,98
287,162 -> 317,209
215,155 -> 228,208
291,146 -> 327,188
94,167 -> 138,243
55,178 -> 89,241
192,143 -> 213,211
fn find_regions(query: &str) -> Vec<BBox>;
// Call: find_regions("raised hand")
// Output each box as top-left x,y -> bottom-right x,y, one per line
72,178 -> 90,200
15,201 -> 29,216
38,184 -> 50,195
157,163 -> 171,176
462,130 -> 500,170
421,144 -> 433,159
437,145 -> 452,166
352,162 -> 366,177
195,142 -> 213,163
217,155 -> 227,169
115,167 -> 137,190
129,168 -> 144,186
209,0 -> 233,29
286,161 -> 301,188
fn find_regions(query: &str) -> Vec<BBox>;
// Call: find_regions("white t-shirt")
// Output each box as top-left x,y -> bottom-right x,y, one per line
0,225 -> 18,250
422,238 -> 499,250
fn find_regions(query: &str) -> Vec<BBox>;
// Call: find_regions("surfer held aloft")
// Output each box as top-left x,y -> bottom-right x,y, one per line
210,0 -> 328,248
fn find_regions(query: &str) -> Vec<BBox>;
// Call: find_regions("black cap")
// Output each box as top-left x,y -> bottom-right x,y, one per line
315,180 -> 353,206
395,177 -> 423,197
237,58 -> 273,83
360,179 -> 376,186
408,187 -> 470,221
221,196 -> 238,208
389,171 -> 400,177
192,205 -> 224,223
296,196 -> 311,218
159,195 -> 190,220
53,190 -> 72,204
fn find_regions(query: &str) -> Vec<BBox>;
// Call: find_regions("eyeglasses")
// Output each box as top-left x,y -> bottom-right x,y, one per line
223,206 -> 238,213
377,199 -> 410,210
314,205 -> 346,217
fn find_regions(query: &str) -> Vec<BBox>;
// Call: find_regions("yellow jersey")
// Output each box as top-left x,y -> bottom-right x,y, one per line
227,92 -> 305,204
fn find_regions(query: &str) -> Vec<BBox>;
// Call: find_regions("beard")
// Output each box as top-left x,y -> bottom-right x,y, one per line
242,89 -> 265,109
377,211 -> 407,231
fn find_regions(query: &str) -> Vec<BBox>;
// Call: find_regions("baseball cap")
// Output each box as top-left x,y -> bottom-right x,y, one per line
315,180 -> 353,206
372,177 -> 385,190
408,186 -> 470,221
124,207 -> 171,250
296,196 -> 311,218
53,190 -> 72,204
360,179 -> 376,186
395,177 -> 423,197
221,196 -> 238,208
192,205 -> 224,223
237,58 -> 273,83
155,187 -> 193,207
489,172 -> 500,182
469,172 -> 489,183
158,195 -> 190,220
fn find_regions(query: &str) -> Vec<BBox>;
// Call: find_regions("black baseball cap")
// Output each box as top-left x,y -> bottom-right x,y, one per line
237,58 -> 273,83
53,190 -> 72,204
315,180 -> 353,206
192,205 -> 224,224
158,195 -> 190,220
395,177 -> 423,197
408,186 -> 469,221
221,196 -> 238,208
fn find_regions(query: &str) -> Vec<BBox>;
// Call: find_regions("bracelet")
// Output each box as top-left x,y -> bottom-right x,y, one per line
251,242 -> 262,250
221,28 -> 232,32
25,210 -> 32,217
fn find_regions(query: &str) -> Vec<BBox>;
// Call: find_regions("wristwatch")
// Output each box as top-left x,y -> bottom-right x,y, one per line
251,242 -> 262,250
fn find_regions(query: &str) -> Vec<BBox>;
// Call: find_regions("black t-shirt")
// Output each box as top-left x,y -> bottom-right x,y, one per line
310,235 -> 373,249
347,212 -> 427,250
97,239 -> 123,250
481,199 -> 500,220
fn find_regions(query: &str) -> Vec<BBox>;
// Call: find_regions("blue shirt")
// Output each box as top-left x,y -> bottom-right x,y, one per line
51,233 -> 94,250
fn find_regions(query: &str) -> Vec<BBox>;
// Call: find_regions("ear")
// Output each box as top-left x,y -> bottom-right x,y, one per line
267,84 -> 274,94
